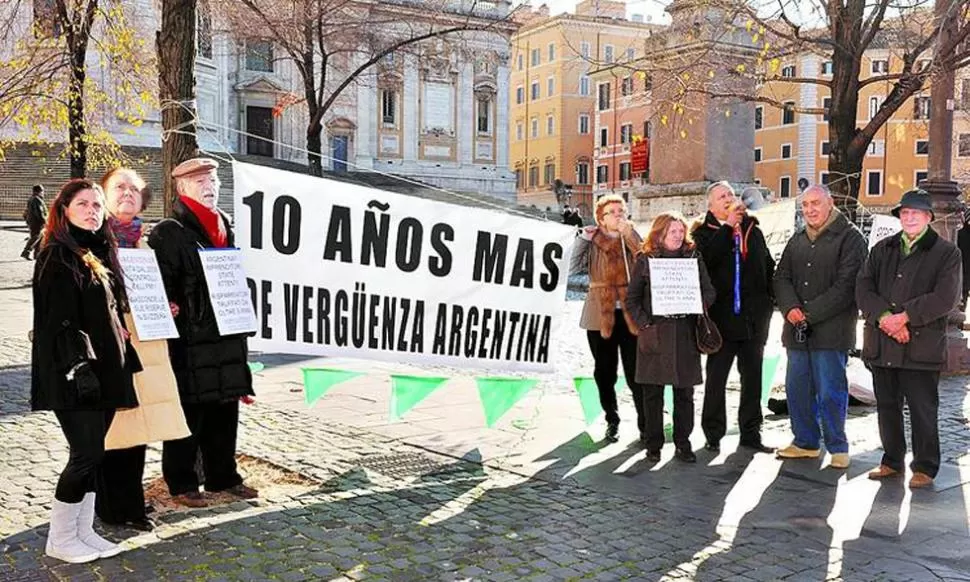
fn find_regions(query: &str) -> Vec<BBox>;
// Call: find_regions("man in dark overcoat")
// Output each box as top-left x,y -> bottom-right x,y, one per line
148,158 -> 258,506
692,181 -> 776,453
773,184 -> 867,469
856,189 -> 961,489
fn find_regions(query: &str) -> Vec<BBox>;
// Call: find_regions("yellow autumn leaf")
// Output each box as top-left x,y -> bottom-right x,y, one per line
752,33 -> 760,43
736,64 -> 746,73
769,58 -> 780,73
637,71 -> 646,80
661,115 -> 668,125
680,130 -> 687,138
708,70 -> 715,78
725,110 -> 732,117
746,20 -> 753,32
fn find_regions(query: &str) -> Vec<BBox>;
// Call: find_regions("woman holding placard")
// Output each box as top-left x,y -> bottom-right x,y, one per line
626,212 -> 715,464
570,194 -> 645,444
96,168 -> 190,531
31,179 -> 141,562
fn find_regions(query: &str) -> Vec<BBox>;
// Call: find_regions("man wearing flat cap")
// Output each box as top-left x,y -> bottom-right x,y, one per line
148,158 -> 258,506
856,189 -> 962,489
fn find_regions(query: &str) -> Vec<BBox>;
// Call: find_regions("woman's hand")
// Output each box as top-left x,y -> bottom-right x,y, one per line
169,302 -> 180,318
580,226 -> 597,241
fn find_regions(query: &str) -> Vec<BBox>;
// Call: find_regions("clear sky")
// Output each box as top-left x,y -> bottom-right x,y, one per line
524,0 -> 672,24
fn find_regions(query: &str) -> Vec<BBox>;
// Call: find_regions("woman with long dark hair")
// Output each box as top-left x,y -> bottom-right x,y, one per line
31,179 -> 140,563
96,168 -> 190,531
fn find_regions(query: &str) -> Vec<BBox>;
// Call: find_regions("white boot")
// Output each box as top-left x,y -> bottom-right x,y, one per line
45,499 -> 100,564
77,493 -> 123,558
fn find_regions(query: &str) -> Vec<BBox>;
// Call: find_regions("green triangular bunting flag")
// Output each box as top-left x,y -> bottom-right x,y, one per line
248,361 -> 265,373
573,377 -> 602,426
663,385 -> 673,415
390,375 -> 449,421
302,368 -> 363,405
761,354 -> 782,406
476,377 -> 538,428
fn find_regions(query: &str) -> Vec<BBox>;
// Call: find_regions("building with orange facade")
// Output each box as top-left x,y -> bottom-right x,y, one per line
754,53 -> 970,209
508,0 -> 661,216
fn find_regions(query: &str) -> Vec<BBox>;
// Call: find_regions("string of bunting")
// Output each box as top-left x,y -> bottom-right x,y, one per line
243,358 -> 784,430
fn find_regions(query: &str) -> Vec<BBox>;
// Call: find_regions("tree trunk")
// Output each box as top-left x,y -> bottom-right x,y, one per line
67,52 -> 87,178
307,122 -> 324,176
827,4 -> 864,204
158,0 -> 200,217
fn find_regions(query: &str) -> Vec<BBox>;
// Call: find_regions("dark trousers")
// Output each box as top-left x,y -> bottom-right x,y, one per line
96,445 -> 147,523
163,400 -> 243,496
702,339 -> 765,445
22,227 -> 41,257
54,410 -> 115,504
586,315 -> 644,433
871,366 -> 941,478
643,384 -> 694,451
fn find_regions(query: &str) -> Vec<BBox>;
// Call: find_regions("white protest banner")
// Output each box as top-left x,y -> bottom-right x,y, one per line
648,258 -> 703,316
869,214 -> 901,249
233,161 -> 575,372
749,199 -> 797,262
198,248 -> 259,336
116,248 -> 179,341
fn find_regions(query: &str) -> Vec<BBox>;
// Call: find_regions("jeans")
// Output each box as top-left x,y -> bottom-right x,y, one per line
784,349 -> 849,453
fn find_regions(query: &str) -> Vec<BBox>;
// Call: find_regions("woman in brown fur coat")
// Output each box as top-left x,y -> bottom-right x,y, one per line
569,195 -> 643,443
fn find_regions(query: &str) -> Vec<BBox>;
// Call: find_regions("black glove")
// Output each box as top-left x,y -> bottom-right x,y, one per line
73,363 -> 101,405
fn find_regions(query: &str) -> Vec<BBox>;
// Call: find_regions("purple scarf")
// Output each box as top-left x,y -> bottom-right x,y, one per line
108,216 -> 143,248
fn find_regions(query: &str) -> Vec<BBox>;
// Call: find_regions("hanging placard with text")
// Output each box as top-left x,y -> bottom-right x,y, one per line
198,248 -> 259,336
117,248 -> 179,341
868,214 -> 901,249
648,258 -> 703,316
233,162 -> 575,372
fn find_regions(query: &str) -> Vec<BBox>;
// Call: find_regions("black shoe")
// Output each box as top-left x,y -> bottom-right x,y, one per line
224,483 -> 259,499
127,516 -> 156,532
20,251 -> 32,260
704,441 -> 720,452
675,448 -> 697,463
605,422 -> 619,443
739,440 -> 775,454
646,449 -> 662,462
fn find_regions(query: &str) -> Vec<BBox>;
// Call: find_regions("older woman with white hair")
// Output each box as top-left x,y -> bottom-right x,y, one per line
569,195 -> 644,443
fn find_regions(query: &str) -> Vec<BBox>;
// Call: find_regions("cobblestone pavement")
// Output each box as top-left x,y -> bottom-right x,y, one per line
1,224 -> 969,581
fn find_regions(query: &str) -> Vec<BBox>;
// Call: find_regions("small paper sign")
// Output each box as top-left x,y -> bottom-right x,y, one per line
198,248 -> 258,335
868,214 -> 901,249
117,248 -> 179,341
648,258 -> 703,316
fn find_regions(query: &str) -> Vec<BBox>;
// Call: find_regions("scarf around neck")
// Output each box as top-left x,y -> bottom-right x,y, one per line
806,208 -> 840,242
180,195 -> 228,248
108,216 -> 143,248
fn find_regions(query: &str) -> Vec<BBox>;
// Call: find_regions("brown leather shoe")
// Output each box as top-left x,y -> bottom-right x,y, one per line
224,484 -> 259,499
867,465 -> 901,480
909,472 -> 934,489
172,491 -> 208,508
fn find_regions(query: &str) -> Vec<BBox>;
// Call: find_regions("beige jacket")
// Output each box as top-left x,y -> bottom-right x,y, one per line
104,244 -> 191,450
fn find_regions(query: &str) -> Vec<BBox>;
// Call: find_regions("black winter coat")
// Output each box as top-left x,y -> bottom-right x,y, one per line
24,195 -> 46,230
147,200 -> 254,404
31,228 -> 141,411
856,228 -> 962,371
691,212 -> 775,343
773,210 -> 868,351
625,246 -> 716,387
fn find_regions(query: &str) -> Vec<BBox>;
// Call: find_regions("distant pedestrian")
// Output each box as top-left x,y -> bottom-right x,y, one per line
626,211 -> 716,463
569,194 -> 644,443
32,179 -> 140,563
21,184 -> 47,259
773,184 -> 867,470
857,189 -> 962,489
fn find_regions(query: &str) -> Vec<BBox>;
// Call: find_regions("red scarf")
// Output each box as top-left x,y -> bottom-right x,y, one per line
180,195 -> 228,248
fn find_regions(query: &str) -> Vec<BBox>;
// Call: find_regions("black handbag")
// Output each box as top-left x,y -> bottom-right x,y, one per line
695,307 -> 723,355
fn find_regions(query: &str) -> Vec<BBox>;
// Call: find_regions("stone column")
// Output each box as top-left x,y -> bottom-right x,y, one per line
920,0 -> 968,372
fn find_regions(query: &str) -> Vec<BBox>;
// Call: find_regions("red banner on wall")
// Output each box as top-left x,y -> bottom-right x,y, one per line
631,139 -> 649,174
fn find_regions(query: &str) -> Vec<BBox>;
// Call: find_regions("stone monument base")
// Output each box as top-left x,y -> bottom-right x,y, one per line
629,181 -> 763,224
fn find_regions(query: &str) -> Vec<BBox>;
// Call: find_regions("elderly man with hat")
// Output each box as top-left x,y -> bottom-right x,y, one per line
856,189 -> 962,489
148,158 -> 258,506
